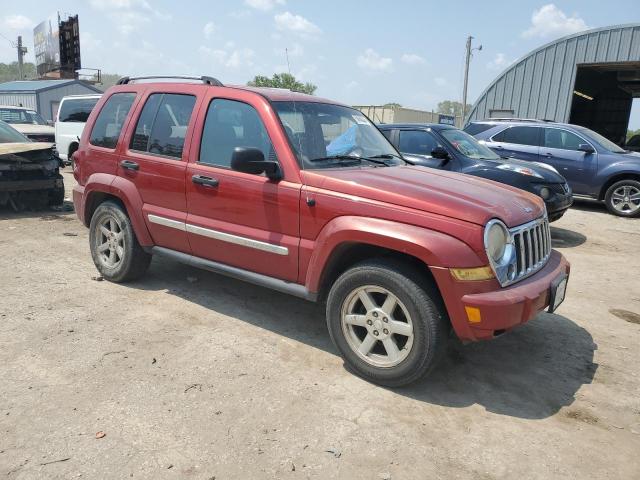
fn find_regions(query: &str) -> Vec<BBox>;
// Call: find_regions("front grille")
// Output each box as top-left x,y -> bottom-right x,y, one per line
27,134 -> 55,143
548,183 -> 570,195
511,216 -> 551,282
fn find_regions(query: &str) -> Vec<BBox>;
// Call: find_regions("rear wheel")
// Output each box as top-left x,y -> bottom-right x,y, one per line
89,201 -> 151,282
604,179 -> 640,217
326,259 -> 449,387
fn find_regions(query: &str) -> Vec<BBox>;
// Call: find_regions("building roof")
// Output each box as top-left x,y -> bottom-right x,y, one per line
0,79 -> 102,94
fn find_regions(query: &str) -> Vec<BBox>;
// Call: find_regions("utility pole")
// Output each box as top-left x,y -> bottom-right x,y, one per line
462,36 -> 482,123
17,36 -> 28,80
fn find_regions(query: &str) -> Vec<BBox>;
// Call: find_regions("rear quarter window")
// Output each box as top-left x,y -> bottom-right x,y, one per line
463,123 -> 494,136
89,93 -> 136,149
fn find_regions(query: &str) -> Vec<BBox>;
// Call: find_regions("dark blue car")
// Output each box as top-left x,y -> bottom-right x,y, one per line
378,123 -> 572,221
467,120 -> 640,217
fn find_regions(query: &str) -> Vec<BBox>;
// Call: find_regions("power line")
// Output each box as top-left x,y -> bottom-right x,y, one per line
0,31 -> 17,47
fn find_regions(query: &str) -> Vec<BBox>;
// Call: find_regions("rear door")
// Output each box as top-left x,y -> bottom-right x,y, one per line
118,87 -> 201,253
484,125 -> 541,162
185,94 -> 301,282
541,127 -> 596,194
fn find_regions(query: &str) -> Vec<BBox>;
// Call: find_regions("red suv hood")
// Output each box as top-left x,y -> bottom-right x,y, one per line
302,166 -> 544,227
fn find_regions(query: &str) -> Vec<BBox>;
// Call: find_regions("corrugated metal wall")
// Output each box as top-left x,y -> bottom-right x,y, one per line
0,93 -> 36,110
467,24 -> 640,123
37,83 -> 101,121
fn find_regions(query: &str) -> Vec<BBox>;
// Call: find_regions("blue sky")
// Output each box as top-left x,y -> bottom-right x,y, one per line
1,0 -> 639,127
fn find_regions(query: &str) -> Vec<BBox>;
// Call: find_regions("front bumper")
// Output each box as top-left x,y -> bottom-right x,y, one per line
431,250 -> 570,342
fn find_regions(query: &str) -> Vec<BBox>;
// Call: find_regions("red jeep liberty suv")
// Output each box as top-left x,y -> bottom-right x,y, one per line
73,76 -> 570,386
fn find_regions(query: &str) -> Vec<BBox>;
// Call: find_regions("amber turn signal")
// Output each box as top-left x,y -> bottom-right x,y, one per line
449,266 -> 495,281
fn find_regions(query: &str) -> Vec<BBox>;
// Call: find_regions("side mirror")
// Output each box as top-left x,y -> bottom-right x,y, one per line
231,147 -> 282,181
578,143 -> 594,154
431,146 -> 450,160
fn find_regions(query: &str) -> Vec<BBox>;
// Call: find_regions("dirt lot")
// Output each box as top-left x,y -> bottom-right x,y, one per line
1,170 -> 639,479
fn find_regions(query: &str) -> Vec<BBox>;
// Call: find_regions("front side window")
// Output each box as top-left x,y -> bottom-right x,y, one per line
398,130 -> 440,156
492,126 -> 540,146
574,126 -> 626,153
89,93 -> 136,149
440,128 -> 500,160
0,121 -> 29,143
58,97 -> 100,123
544,128 -> 583,150
200,99 -> 274,168
0,108 -> 47,125
273,101 -> 400,169
130,93 -> 196,159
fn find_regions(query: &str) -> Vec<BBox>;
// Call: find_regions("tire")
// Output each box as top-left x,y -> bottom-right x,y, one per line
89,200 -> 151,282
604,179 -> 640,217
326,258 -> 449,387
68,143 -> 78,168
48,186 -> 65,206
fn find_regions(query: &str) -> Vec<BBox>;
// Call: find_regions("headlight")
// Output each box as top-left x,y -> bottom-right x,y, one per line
532,161 -> 560,175
496,163 -> 543,178
539,187 -> 551,200
484,219 -> 517,286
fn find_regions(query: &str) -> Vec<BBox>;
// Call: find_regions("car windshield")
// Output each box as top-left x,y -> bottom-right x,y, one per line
574,125 -> 626,153
439,128 -> 501,160
0,120 -> 30,143
0,107 -> 48,125
273,101 -> 401,169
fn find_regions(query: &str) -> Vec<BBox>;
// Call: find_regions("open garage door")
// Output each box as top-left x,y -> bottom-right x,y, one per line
569,62 -> 640,146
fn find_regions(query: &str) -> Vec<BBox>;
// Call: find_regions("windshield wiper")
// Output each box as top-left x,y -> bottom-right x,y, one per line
367,153 -> 411,165
310,155 -> 390,166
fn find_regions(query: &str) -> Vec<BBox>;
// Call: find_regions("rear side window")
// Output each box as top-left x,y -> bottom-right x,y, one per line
492,126 -> 540,146
130,93 -> 196,159
463,123 -> 494,136
89,93 -> 136,149
58,97 -> 100,122
398,130 -> 440,156
380,129 -> 393,141
544,128 -> 583,150
199,99 -> 274,168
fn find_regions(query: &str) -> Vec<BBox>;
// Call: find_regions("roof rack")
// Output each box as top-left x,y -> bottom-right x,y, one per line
116,75 -> 224,86
487,118 -> 556,123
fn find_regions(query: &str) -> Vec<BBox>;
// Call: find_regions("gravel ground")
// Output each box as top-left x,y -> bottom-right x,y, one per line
1,170 -> 639,479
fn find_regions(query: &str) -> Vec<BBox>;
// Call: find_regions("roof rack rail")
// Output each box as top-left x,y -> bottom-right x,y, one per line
486,117 -> 556,123
116,75 -> 223,86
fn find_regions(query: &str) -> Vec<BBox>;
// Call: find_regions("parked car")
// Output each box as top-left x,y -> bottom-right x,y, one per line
55,94 -> 102,165
0,105 -> 55,143
467,120 -> 640,217
0,120 -> 64,210
73,76 -> 570,387
626,134 -> 640,153
378,123 -> 573,222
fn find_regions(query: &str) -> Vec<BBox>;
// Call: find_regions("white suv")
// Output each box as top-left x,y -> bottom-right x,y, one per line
55,94 -> 102,164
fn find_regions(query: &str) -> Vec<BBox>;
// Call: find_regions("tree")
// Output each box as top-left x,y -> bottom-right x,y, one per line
437,100 -> 472,117
627,128 -> 640,142
247,73 -> 317,95
383,102 -> 402,108
94,73 -> 121,92
0,62 -> 37,82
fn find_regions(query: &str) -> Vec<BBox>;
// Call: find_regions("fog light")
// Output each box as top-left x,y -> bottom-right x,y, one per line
540,187 -> 551,200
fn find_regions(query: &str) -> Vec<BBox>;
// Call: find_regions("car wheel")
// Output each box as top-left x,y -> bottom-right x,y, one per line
48,186 -> 65,206
326,258 -> 449,387
604,179 -> 640,217
89,200 -> 151,282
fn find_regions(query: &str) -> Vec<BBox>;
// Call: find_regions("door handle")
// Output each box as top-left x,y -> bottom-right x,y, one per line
544,152 -> 554,158
120,159 -> 139,171
192,174 -> 219,187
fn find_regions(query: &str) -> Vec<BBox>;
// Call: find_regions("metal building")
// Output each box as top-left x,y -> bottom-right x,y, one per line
354,105 -> 463,127
0,79 -> 101,122
467,24 -> 640,143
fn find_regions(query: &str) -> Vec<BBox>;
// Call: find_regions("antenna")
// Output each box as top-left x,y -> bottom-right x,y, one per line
285,48 -> 292,75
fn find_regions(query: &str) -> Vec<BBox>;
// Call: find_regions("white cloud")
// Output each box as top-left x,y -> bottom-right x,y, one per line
200,45 -> 255,68
400,53 -> 425,65
245,0 -> 285,11
1,14 -> 34,30
486,53 -> 512,70
357,49 -> 393,72
89,0 -> 170,35
203,21 -> 215,40
345,80 -> 359,90
522,4 -> 588,39
434,77 -> 447,87
274,12 -> 321,37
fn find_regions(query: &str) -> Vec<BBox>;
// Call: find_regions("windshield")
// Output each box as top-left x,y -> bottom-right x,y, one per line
439,128 -> 501,160
574,126 -> 626,153
0,107 -> 48,125
0,120 -> 30,143
273,101 -> 401,168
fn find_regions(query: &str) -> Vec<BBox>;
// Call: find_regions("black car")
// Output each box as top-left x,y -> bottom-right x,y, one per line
378,123 -> 573,221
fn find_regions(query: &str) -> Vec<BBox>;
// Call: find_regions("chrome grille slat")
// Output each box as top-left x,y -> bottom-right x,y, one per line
505,216 -> 552,286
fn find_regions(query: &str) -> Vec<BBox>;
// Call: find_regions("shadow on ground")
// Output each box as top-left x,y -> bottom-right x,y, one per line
551,225 -> 587,248
0,200 -> 75,221
128,254 -> 597,420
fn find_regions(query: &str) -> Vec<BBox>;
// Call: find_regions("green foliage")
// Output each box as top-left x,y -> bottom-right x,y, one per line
0,62 -> 37,82
627,128 -> 640,142
94,73 -> 121,91
247,73 -> 317,95
383,102 -> 402,108
437,100 -> 472,117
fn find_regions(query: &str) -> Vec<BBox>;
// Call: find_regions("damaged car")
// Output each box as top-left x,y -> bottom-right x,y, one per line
0,120 -> 64,211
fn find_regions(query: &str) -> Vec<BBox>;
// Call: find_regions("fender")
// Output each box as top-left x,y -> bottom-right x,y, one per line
596,162 -> 640,198
304,216 -> 486,292
83,173 -> 154,246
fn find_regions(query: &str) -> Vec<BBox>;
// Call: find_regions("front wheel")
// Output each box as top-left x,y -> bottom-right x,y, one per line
89,200 -> 151,282
326,259 -> 449,387
604,179 -> 640,217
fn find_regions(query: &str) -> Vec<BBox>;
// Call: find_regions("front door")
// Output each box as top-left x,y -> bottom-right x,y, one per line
186,96 -> 300,282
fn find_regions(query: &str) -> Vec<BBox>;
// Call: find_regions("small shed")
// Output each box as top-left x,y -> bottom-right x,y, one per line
0,79 -> 102,122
